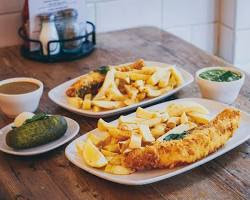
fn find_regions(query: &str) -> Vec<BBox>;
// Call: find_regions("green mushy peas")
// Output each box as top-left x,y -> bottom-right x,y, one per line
199,69 -> 241,82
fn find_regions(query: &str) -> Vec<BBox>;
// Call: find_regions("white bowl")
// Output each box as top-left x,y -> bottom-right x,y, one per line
196,66 -> 245,104
0,77 -> 43,117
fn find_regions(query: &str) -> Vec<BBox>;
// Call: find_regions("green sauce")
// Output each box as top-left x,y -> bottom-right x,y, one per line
199,69 -> 241,82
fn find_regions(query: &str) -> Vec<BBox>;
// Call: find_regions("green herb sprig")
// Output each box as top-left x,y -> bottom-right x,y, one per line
163,131 -> 188,141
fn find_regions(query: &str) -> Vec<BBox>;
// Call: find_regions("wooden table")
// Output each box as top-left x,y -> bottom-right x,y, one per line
0,27 -> 249,200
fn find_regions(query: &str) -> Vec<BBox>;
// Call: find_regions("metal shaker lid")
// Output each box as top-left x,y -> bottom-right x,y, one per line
39,13 -> 55,22
62,8 -> 78,18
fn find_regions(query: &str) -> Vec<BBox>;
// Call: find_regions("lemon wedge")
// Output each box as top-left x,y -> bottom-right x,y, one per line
82,140 -> 108,168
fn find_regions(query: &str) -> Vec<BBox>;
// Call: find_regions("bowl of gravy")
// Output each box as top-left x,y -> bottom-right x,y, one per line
0,78 -> 43,117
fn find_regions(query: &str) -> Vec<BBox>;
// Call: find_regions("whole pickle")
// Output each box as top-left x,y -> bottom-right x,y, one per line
6,115 -> 67,149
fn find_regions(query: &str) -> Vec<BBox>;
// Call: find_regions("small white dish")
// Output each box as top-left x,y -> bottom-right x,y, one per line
0,77 -> 44,117
65,98 -> 250,185
196,67 -> 245,104
48,61 -> 194,118
0,116 -> 79,156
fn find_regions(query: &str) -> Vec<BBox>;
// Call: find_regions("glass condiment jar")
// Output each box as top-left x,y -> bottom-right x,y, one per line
62,9 -> 81,52
55,10 -> 65,39
39,13 -> 60,55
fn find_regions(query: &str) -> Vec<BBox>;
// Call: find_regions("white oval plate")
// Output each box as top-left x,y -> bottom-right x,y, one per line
48,61 -> 194,118
65,98 -> 250,185
0,117 -> 79,156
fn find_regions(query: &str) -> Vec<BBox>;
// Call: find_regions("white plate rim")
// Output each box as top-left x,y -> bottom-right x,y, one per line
48,61 -> 194,118
65,98 -> 250,185
0,116 -> 80,156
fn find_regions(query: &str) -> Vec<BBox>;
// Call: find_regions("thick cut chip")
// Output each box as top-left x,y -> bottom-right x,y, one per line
140,117 -> 162,127
151,123 -> 166,138
129,72 -> 151,81
68,97 -> 83,109
170,66 -> 184,86
92,100 -> 123,109
136,107 -> 160,119
188,112 -> 211,124
180,112 -> 189,124
104,164 -> 135,175
144,86 -> 162,97
129,133 -> 142,149
166,102 -> 209,117
94,69 -> 115,100
139,124 -> 155,142
101,149 -> 118,157
97,119 -> 116,131
147,68 -> 169,86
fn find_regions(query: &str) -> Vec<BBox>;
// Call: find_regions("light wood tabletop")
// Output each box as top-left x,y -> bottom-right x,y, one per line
0,27 -> 249,200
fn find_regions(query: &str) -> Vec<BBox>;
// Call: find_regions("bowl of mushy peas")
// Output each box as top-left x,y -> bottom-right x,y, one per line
196,66 -> 245,104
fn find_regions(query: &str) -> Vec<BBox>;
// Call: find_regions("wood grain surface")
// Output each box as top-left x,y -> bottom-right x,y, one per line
0,27 -> 249,200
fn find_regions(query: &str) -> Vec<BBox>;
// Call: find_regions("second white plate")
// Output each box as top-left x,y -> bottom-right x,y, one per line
48,61 -> 194,118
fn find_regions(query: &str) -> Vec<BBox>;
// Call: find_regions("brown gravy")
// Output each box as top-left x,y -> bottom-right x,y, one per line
0,81 -> 39,95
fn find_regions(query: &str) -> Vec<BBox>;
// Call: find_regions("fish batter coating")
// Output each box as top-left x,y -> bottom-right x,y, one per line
123,108 -> 240,170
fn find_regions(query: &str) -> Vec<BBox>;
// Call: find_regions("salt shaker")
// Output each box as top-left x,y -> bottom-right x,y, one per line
62,9 -> 81,52
39,13 -> 60,55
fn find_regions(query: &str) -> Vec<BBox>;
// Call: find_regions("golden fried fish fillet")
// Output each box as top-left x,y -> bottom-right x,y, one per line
123,108 -> 240,170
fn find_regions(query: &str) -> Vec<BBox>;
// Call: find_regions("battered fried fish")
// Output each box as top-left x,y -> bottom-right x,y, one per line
123,108 -> 240,170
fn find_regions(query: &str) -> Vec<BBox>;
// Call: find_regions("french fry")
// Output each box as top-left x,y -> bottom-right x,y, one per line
133,80 -> 144,91
108,155 -> 123,165
139,124 -> 155,142
129,72 -> 151,81
168,75 -> 178,88
166,117 -> 181,128
147,68 -> 169,86
101,149 -> 118,157
158,70 -> 171,88
140,66 -> 157,74
144,86 -> 162,97
180,112 -> 189,124
124,85 -> 139,100
93,105 -> 101,112
118,115 -> 145,124
123,98 -> 137,106
187,112 -> 211,124
140,117 -> 162,127
92,100 -> 123,109
118,123 -> 138,131
115,71 -> 130,83
167,102 -> 209,117
170,66 -> 184,86
136,107 -> 160,119
106,87 -> 125,101
137,92 -> 147,101
107,127 -> 131,140
67,97 -> 83,109
161,112 -> 169,122
104,164 -> 135,175
103,144 -> 120,153
93,69 -> 115,100
97,118 -> 116,131
129,133 -> 142,149
82,94 -> 92,110
151,123 -> 166,138
118,140 -> 130,153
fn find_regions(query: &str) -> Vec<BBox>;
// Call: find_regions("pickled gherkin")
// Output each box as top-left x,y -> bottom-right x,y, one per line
6,115 -> 67,149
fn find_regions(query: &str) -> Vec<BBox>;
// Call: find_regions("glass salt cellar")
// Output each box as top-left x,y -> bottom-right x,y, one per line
62,9 -> 81,52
